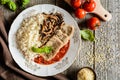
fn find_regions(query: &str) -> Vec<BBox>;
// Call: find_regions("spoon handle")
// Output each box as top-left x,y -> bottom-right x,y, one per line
92,0 -> 112,21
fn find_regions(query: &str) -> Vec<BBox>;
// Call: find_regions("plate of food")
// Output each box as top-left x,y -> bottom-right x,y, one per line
8,4 -> 81,76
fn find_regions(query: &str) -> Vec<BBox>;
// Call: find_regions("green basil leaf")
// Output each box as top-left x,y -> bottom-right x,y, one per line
21,0 -> 30,8
31,46 -> 53,54
0,0 -> 10,5
7,1 -> 17,11
80,29 -> 94,41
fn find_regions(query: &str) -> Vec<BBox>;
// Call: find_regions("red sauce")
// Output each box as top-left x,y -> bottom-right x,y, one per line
34,41 -> 70,65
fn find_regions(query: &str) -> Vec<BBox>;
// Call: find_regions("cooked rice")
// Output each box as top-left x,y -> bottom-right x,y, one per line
16,13 -> 44,60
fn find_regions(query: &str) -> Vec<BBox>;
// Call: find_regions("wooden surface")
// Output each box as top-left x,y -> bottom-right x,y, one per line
0,0 -> 120,80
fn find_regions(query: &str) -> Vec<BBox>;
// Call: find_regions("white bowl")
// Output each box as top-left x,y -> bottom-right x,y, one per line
8,4 -> 81,76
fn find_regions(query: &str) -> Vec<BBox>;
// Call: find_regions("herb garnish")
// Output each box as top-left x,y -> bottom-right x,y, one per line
80,29 -> 95,41
31,46 -> 53,54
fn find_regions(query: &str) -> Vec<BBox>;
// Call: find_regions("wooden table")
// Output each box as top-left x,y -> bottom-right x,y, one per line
0,0 -> 120,80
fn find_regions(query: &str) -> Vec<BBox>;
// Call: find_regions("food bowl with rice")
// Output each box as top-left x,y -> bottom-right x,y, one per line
8,4 -> 81,76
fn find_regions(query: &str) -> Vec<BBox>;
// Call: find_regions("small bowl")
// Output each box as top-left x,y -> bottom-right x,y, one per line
77,67 -> 96,80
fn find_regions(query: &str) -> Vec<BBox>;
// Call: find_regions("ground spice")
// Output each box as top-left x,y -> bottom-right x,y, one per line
77,68 -> 95,80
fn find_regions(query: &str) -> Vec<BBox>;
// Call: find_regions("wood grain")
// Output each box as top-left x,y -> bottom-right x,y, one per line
94,0 -> 120,80
0,0 -> 120,80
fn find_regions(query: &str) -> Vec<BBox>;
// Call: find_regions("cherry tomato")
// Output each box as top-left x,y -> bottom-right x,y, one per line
87,17 -> 100,30
83,0 -> 96,12
71,0 -> 81,9
75,8 -> 86,19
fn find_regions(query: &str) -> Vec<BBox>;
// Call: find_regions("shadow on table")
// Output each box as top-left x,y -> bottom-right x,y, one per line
56,0 -> 74,14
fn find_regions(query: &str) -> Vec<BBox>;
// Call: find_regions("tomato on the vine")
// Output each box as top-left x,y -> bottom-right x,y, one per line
83,0 -> 96,12
75,8 -> 86,19
71,0 -> 81,9
87,17 -> 100,30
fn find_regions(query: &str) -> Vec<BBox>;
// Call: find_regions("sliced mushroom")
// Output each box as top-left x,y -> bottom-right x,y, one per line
39,12 -> 65,46
43,28 -> 52,35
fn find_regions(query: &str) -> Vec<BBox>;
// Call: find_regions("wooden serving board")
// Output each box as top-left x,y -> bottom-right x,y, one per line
64,0 -> 112,21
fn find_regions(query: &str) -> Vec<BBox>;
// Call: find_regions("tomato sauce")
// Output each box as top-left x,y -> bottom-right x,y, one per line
34,41 -> 70,65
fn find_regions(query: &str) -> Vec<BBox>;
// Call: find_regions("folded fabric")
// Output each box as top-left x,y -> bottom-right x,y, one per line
0,10 -> 69,80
